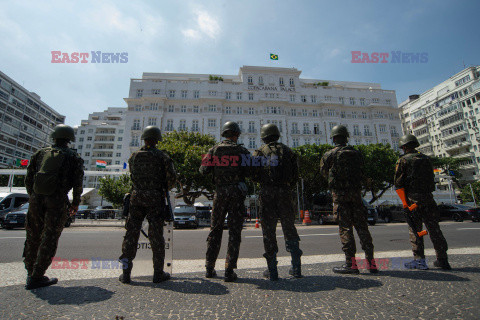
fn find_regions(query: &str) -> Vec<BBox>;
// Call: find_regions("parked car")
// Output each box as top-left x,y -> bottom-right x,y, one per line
363,199 -> 378,226
466,208 -> 480,222
75,205 -> 93,219
378,205 -> 406,223
195,206 -> 212,227
0,192 -> 29,228
173,205 -> 198,229
3,203 -> 75,229
437,204 -> 470,222
91,206 -> 116,219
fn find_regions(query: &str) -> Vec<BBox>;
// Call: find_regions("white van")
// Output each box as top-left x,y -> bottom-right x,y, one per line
0,192 -> 29,227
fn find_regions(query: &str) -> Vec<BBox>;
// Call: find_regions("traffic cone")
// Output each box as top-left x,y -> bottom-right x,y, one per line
303,210 -> 312,225
255,217 -> 260,228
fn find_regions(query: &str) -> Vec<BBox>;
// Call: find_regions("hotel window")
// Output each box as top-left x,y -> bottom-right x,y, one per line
372,98 -> 379,103
79,138 -> 84,142
325,96 -> 332,102
258,76 -> 264,85
194,90 -> 199,99
364,125 -> 371,135
225,106 -> 231,114
150,103 -> 158,110
148,118 -> 157,126
248,107 -> 254,115
292,122 -> 299,134
303,123 -> 310,134
353,125 -> 360,135
327,109 -> 335,116
209,90 -> 217,96
208,119 -> 216,128
341,111 -> 346,118
208,104 -> 216,112
386,99 -> 391,105
226,92 -> 231,100
311,95 -> 317,103
304,138 -> 311,145
168,105 -> 174,112
379,125 -> 386,133
179,120 -> 186,131
238,121 -> 243,132
301,95 -> 307,103
352,112 -> 357,119
302,109 -> 307,116
329,122 -> 337,130
248,121 -> 255,133
136,89 -> 143,97
289,78 -> 294,86
249,137 -> 256,149
339,97 -> 344,104
192,120 -> 199,132
153,89 -> 161,95
314,138 -> 322,145
292,138 -> 299,147
312,110 -> 318,117
85,152 -> 90,156
85,144 -> 91,148
193,105 -> 199,113
360,98 -> 365,106
314,124 -> 321,135
237,106 -> 243,114
116,153 -> 121,157
249,93 -> 254,101
80,130 -> 85,134
181,105 -> 187,113
132,119 -> 141,130
169,90 -> 175,98
290,94 -> 295,102
134,105 -> 141,112
291,109 -> 297,116
350,97 -> 355,105
237,92 -> 242,100
166,119 -> 173,131
247,76 -> 253,84
279,77 -> 284,85
181,90 -> 187,98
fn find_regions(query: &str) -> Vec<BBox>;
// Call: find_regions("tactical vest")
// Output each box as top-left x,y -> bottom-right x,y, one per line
212,144 -> 244,185
259,142 -> 294,186
33,147 -> 67,195
328,146 -> 363,190
404,152 -> 435,193
131,149 -> 165,190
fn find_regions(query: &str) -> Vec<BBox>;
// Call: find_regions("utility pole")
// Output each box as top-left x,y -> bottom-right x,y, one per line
469,183 -> 477,207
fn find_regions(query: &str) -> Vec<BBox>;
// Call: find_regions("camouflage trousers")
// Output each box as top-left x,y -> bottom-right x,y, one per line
23,193 -> 69,278
332,191 -> 374,262
206,185 -> 246,270
259,185 -> 300,259
120,203 -> 166,271
407,193 -> 448,260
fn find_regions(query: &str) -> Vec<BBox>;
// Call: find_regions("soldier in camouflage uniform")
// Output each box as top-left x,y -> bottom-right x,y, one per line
200,121 -> 250,282
320,125 -> 377,274
119,126 -> 176,284
252,124 -> 302,281
23,125 -> 84,290
395,134 -> 450,270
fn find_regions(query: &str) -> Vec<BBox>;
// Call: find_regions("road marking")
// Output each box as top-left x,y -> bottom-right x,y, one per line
457,228 -> 480,230
245,233 -> 338,238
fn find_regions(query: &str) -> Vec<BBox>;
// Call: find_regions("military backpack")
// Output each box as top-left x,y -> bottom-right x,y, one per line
259,142 -> 295,185
33,147 -> 67,195
131,149 -> 165,190
405,152 -> 435,193
328,146 -> 363,190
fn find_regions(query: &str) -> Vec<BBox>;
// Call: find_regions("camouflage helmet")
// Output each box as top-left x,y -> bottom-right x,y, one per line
260,123 -> 280,140
331,125 -> 349,138
221,121 -> 241,137
399,134 -> 419,148
51,124 -> 75,142
141,126 -> 162,141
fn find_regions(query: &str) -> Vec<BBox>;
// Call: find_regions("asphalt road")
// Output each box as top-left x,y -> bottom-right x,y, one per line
1,221 -> 479,263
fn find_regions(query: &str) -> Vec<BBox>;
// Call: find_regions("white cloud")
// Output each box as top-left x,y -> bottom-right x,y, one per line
182,10 -> 220,40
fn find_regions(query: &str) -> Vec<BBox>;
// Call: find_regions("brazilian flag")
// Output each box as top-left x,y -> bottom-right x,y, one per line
270,53 -> 278,60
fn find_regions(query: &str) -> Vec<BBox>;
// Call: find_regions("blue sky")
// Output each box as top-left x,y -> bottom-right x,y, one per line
0,0 -> 478,126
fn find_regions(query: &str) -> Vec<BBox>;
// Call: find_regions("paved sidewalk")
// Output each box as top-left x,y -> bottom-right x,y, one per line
0,254 -> 478,319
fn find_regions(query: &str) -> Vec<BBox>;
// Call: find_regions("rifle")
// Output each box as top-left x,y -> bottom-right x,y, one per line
123,192 -> 149,238
395,188 -> 428,240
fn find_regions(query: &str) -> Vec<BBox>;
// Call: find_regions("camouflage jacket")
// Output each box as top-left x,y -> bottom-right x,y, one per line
199,139 -> 250,186
394,150 -> 435,194
129,145 -> 176,192
252,142 -> 298,187
25,144 -> 84,206
319,144 -> 365,192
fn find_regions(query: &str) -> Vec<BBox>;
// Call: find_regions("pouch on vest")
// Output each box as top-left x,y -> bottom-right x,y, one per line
328,146 -> 362,190
33,147 -> 66,195
131,150 -> 165,190
261,143 -> 293,185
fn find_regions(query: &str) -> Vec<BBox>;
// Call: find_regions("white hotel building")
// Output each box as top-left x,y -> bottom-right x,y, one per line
399,66 -> 480,183
123,66 -> 402,154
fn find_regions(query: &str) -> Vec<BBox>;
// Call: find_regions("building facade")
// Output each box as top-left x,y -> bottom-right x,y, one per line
123,66 -> 401,154
399,66 -> 480,183
0,70 -> 65,168
71,107 -> 128,187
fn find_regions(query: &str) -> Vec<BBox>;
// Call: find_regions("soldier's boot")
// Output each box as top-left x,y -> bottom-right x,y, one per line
263,254 -> 279,281
286,240 -> 303,278
153,270 -> 171,283
119,261 -> 133,284
25,276 -> 58,290
366,255 -> 379,274
206,266 -> 217,278
332,257 -> 360,274
224,268 -> 238,282
433,258 -> 451,270
404,258 -> 429,270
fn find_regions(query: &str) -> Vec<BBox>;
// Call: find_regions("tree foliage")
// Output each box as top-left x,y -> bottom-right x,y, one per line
459,181 -> 480,203
98,174 -> 132,208
157,131 -> 216,205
